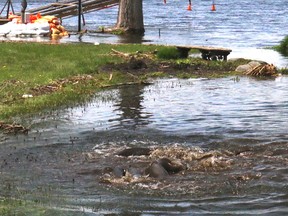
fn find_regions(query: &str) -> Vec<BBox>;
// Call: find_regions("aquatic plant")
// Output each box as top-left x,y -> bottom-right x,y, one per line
278,67 -> 288,74
276,35 -> 288,56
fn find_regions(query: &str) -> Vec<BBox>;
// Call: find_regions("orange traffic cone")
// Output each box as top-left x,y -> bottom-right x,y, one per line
187,4 -> 192,11
211,4 -> 216,11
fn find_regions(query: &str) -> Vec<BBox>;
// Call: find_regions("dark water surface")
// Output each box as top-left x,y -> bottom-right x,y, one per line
1,77 -> 288,215
1,0 -> 288,215
1,0 -> 288,67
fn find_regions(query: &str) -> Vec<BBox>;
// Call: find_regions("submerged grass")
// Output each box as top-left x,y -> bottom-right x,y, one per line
0,197 -> 81,216
0,198 -> 45,216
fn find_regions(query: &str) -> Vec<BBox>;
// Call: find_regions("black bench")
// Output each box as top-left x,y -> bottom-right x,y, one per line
176,45 -> 232,61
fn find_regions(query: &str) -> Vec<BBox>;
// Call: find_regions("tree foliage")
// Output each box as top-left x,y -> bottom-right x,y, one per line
277,36 -> 288,56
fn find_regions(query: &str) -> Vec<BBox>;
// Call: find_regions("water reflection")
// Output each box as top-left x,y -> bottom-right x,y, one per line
64,76 -> 288,144
113,84 -> 152,129
117,34 -> 144,44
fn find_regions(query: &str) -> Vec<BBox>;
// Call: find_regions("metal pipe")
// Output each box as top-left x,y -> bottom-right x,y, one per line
6,0 -> 10,18
21,0 -> 27,23
78,0 -> 81,32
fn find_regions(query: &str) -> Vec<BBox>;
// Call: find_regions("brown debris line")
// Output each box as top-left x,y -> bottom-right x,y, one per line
30,74 -> 95,96
0,121 -> 29,134
111,48 -> 131,58
111,48 -> 155,60
0,79 -> 26,92
0,79 -> 26,85
245,63 -> 278,76
102,48 -> 241,78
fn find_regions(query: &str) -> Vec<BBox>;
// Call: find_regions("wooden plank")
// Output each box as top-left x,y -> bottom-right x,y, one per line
26,0 -> 119,19
176,45 -> 232,61
177,45 -> 231,52
0,18 -> 10,25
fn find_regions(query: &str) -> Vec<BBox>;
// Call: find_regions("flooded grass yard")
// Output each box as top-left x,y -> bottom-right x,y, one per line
1,77 -> 288,215
1,0 -> 288,214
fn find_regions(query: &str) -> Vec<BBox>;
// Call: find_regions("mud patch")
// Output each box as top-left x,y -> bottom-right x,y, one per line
99,56 -> 244,78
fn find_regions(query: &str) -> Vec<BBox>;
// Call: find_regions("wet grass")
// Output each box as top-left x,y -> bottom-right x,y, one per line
0,197 -> 82,216
156,46 -> 181,59
0,42 -> 160,121
0,42 -> 242,123
0,198 -> 46,216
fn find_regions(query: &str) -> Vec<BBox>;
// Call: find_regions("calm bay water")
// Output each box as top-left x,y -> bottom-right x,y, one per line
1,1 -> 288,215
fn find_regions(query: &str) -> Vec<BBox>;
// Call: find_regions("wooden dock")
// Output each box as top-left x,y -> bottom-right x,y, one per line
27,0 -> 119,19
0,18 -> 10,25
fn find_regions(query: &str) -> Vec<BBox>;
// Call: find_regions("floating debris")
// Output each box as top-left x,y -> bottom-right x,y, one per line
245,63 -> 278,77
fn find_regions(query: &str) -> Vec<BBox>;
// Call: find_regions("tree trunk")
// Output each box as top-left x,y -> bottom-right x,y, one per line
116,0 -> 144,35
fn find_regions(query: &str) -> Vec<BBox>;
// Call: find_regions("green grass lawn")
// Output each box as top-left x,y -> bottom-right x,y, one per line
0,42 -> 162,121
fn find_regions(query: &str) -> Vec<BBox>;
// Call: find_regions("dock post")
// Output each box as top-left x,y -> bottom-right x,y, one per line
78,0 -> 82,32
6,0 -> 11,18
21,0 -> 27,24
